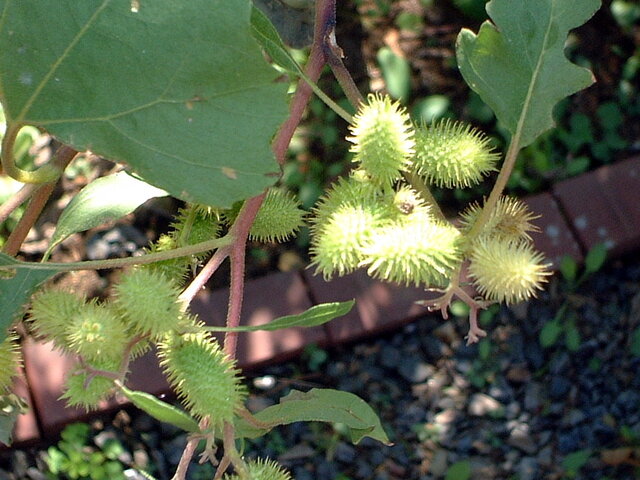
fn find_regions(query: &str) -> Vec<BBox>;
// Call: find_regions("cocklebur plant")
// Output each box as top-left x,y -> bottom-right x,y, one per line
0,0 -> 601,478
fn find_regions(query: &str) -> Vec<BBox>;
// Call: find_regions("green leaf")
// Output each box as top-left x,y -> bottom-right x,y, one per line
206,300 -> 354,332
456,0 -> 600,147
562,449 -> 592,475
559,255 -> 578,284
540,318 -> 562,348
250,6 -> 303,76
0,394 -> 29,446
235,388 -> 391,445
445,460 -> 472,480
377,47 -> 411,102
584,243 -> 607,275
0,253 -> 62,342
46,171 -> 167,257
0,0 -> 288,208
565,324 -> 581,352
119,385 -> 200,433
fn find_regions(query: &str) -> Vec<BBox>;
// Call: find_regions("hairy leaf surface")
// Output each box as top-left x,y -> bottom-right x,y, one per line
0,0 -> 288,207
456,0 -> 600,147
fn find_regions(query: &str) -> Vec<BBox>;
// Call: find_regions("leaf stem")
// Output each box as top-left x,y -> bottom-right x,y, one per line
0,182 -> 39,227
402,170 -> 446,222
178,245 -> 231,307
466,138 -> 520,242
302,73 -> 353,123
323,22 -> 364,109
1,235 -> 234,272
1,123 -> 62,184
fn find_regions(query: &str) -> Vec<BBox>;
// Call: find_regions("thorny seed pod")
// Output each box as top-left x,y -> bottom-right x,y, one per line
468,237 -> 552,305
158,331 -> 245,430
113,268 -> 183,338
347,94 -> 415,186
413,119 -> 499,188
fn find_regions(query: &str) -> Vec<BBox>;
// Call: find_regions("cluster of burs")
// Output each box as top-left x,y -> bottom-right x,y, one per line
26,202 -> 303,479
309,94 -> 551,303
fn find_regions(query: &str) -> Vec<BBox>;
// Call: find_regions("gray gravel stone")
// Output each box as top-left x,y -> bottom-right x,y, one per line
468,393 -> 503,417
516,456 -> 538,480
507,421 -> 537,454
398,359 -> 434,384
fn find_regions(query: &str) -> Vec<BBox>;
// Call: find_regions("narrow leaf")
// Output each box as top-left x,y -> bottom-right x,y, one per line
539,319 -> 562,348
47,171 -> 167,256
0,0 -> 288,207
456,0 -> 601,147
207,300 -> 354,332
235,388 -> 391,445
584,242 -> 607,275
119,386 -> 200,433
559,255 -> 578,284
0,253 -> 62,342
250,6 -> 303,75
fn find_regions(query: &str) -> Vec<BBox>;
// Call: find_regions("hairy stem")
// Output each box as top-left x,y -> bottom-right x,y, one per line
178,246 -> 232,307
1,235 -> 234,272
272,0 -> 335,166
0,182 -> 39,227
223,193 -> 265,358
172,432 -> 201,480
2,146 -> 77,256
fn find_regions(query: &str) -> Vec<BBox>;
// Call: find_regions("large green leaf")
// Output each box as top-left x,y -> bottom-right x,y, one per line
45,171 -> 167,257
235,388 -> 391,445
456,0 -> 600,147
206,300 -> 354,332
0,0 -> 288,207
0,253 -> 62,341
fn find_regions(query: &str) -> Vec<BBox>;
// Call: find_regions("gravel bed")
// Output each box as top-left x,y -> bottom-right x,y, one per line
2,255 -> 639,480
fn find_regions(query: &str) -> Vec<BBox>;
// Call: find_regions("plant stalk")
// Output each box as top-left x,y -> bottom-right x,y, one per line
403,170 -> 446,222
2,146 -> 77,256
1,235 -> 234,272
0,182 -> 39,227
466,138 -> 521,242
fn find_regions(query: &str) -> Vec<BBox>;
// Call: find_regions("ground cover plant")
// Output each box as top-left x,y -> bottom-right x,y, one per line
0,0 -> 603,478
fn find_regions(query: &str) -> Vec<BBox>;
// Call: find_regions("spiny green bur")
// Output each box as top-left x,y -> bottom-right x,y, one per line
113,268 -> 183,339
223,459 -> 292,480
0,333 -> 21,391
66,302 -> 129,362
158,331 -> 246,429
61,358 -> 120,410
29,289 -> 87,350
